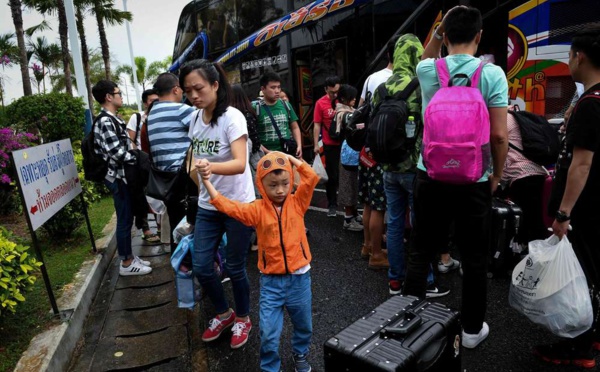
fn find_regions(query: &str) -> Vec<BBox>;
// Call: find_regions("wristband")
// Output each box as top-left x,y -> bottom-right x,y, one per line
433,27 -> 443,40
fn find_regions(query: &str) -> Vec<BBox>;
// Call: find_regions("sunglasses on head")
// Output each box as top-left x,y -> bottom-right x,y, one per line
262,156 -> 286,170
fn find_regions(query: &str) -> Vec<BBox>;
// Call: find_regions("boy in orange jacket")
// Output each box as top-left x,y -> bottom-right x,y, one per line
199,151 -> 319,372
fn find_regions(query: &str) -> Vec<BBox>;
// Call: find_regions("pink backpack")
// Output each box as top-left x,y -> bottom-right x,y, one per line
422,59 -> 491,184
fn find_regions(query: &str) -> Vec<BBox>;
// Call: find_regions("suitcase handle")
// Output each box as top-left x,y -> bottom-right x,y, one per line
380,312 -> 422,338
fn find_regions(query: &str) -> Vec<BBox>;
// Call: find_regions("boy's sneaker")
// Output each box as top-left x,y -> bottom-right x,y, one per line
343,218 -> 364,231
389,280 -> 403,295
134,256 -> 151,266
230,318 -> 252,349
438,257 -> 460,273
293,353 -> 312,372
327,206 -> 337,217
202,310 -> 236,342
119,260 -> 152,276
462,322 -> 489,349
425,282 -> 450,298
533,340 -> 595,369
355,214 -> 363,224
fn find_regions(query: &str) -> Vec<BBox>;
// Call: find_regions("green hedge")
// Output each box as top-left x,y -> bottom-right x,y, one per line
5,93 -> 85,143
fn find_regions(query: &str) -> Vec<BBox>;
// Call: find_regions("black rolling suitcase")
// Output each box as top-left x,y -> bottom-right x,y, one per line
324,295 -> 461,372
489,197 -> 523,278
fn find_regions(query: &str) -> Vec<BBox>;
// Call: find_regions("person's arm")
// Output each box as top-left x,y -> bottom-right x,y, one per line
290,121 -> 302,158
288,155 -> 319,213
208,186 -> 259,227
489,107 -> 509,193
552,147 -> 594,238
313,122 -> 321,154
126,129 -> 137,149
422,6 -> 466,60
196,135 -> 248,176
201,175 -> 218,199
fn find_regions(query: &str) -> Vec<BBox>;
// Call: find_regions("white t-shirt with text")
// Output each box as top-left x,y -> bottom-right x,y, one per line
188,107 -> 255,210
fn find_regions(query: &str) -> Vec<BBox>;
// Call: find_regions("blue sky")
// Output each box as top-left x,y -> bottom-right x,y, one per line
1,0 -> 191,104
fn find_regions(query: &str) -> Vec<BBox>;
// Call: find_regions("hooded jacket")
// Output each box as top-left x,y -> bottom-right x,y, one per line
210,152 -> 319,274
373,33 -> 424,173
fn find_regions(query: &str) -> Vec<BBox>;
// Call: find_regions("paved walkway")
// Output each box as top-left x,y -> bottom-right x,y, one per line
68,218 -> 203,371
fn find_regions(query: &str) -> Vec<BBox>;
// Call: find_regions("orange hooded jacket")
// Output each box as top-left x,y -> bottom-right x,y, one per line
210,152 -> 320,274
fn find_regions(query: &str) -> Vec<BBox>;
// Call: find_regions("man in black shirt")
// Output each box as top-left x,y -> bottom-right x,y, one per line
535,24 -> 600,368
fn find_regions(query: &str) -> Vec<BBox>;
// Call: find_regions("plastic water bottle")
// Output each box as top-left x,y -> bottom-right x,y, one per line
405,115 -> 416,138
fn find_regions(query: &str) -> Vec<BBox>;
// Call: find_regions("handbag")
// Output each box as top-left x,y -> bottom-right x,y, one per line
359,146 -> 377,168
262,102 -> 298,156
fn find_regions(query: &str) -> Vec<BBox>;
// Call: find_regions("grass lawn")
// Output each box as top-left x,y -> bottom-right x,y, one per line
0,196 -> 115,372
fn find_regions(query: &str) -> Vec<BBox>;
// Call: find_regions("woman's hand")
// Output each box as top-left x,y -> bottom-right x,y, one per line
196,158 -> 212,179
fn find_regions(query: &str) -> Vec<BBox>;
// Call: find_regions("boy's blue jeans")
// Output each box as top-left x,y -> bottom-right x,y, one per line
383,172 -> 434,285
260,272 -> 312,372
193,207 -> 252,317
104,179 -> 133,261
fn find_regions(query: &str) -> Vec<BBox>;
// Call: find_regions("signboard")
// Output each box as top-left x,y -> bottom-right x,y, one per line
12,139 -> 82,231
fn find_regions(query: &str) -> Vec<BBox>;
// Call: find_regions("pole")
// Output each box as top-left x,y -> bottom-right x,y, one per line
123,0 -> 142,112
80,193 -> 97,253
11,154 -> 59,316
63,0 -> 93,135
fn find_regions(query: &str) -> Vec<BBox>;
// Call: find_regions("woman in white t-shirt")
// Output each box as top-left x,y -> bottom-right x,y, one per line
180,59 -> 255,349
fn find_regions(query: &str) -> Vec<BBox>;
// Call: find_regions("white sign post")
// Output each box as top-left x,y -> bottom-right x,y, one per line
11,139 -> 95,317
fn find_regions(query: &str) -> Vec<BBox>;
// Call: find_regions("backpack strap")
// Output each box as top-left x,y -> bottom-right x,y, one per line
573,90 -> 600,114
395,77 -> 420,101
376,83 -> 389,100
134,112 -> 142,142
435,58 -> 450,88
435,59 -> 484,88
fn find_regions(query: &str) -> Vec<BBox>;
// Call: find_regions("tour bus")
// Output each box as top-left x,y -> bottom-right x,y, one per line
170,0 -> 598,151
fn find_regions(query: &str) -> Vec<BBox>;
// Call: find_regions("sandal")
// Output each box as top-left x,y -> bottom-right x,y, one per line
142,234 -> 161,244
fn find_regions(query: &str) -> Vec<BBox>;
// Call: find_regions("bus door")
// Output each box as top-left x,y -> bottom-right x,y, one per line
292,37 -> 348,159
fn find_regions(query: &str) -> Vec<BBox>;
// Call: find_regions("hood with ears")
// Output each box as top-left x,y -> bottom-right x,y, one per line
256,151 -> 293,199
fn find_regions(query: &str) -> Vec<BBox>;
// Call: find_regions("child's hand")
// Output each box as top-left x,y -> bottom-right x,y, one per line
196,159 -> 212,179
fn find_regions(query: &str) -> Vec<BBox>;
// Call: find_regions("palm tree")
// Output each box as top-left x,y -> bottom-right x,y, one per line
8,0 -> 33,96
116,56 -> 168,91
23,0 -> 73,95
93,0 -> 132,80
27,36 -> 55,93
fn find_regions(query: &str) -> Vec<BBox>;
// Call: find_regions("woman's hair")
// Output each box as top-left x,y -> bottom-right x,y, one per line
572,24 -> 600,68
179,59 -> 232,125
231,84 -> 256,119
332,84 -> 358,109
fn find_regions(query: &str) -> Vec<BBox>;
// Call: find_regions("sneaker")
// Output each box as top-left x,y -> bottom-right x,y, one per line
327,206 -> 337,217
462,322 -> 489,349
134,256 -> 151,266
175,222 -> 194,236
355,214 -> 363,224
425,282 -> 450,298
437,257 -> 460,273
202,310 -> 236,342
230,318 -> 252,349
119,260 -> 152,276
389,280 -> 403,295
594,341 -> 600,352
293,353 -> 312,372
533,340 -> 595,368
343,218 -> 364,231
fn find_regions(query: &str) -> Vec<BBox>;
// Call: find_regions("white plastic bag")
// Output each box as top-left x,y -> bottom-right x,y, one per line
509,235 -> 592,338
312,155 -> 328,184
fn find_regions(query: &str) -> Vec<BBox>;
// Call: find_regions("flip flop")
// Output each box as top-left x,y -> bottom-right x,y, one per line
142,234 -> 161,244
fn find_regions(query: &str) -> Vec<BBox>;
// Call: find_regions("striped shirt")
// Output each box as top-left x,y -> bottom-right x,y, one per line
147,101 -> 196,171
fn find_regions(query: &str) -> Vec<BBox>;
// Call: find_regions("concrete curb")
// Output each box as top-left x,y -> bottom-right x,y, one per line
14,215 -> 117,372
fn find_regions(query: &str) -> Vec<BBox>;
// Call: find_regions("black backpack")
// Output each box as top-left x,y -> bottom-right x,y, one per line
508,109 -> 560,166
345,91 -> 371,151
367,79 -> 419,164
81,112 -> 122,182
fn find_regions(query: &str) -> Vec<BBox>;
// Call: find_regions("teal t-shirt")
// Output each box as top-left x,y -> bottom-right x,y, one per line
416,54 -> 508,182
256,100 -> 299,152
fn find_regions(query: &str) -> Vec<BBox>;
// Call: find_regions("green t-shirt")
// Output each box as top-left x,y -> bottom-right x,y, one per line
416,55 -> 508,182
256,100 -> 299,152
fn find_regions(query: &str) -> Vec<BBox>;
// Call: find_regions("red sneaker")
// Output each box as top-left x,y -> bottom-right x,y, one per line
230,318 -> 252,349
202,310 -> 235,342
593,341 -> 600,352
